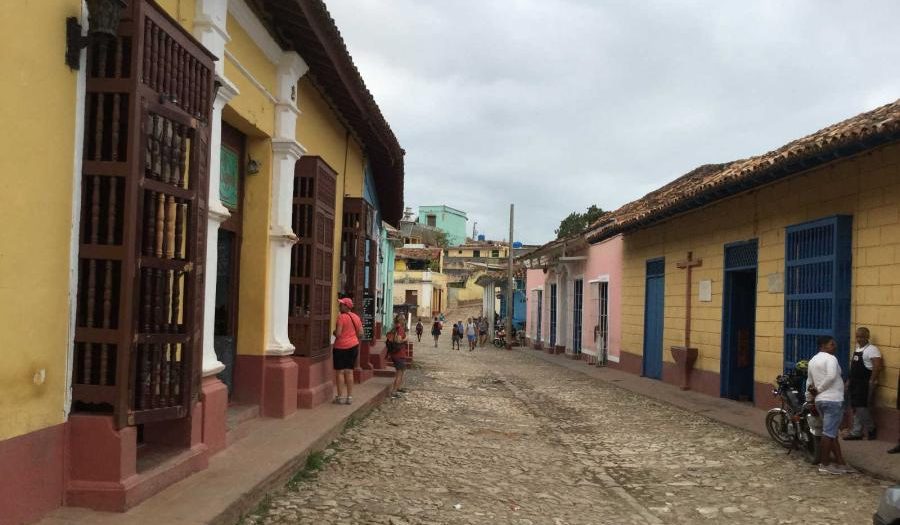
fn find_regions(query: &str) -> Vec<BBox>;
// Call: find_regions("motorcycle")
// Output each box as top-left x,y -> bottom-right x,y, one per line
492,332 -> 506,348
765,369 -> 822,464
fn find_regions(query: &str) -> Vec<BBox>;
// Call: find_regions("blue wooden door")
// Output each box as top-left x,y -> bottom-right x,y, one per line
549,284 -> 558,346
784,216 -> 852,373
643,259 -> 665,379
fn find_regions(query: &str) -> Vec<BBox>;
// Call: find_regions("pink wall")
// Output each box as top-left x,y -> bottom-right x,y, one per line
525,269 -> 546,341
581,235 -> 624,360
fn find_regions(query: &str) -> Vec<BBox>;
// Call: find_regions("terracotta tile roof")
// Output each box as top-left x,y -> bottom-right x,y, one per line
589,99 -> 900,241
395,247 -> 442,261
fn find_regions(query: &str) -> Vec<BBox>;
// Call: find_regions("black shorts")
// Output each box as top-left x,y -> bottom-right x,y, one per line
332,346 -> 358,370
389,352 -> 407,370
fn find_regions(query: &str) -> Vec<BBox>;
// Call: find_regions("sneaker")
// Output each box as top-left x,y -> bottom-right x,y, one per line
868,429 -> 878,440
818,464 -> 844,475
837,464 -> 858,474
397,388 -> 408,393
843,434 -> 863,441
344,397 -> 352,405
333,397 -> 344,404
888,444 -> 900,454
391,392 -> 402,399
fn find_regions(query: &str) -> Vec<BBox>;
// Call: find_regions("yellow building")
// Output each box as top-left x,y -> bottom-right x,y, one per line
0,1 -> 402,522
394,247 -> 448,319
589,100 -> 900,439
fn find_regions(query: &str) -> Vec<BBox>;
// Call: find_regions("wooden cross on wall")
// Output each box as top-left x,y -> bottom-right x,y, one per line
676,251 -> 702,349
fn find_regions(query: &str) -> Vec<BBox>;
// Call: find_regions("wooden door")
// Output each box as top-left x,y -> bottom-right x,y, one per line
642,259 -> 665,380
213,123 -> 245,393
72,0 -> 215,428
405,290 -> 418,306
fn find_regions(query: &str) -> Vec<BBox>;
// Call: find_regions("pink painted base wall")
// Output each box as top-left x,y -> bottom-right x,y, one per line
0,423 -> 65,525
582,235 -> 624,361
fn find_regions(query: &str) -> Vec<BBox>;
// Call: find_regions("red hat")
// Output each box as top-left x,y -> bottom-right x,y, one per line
338,297 -> 353,308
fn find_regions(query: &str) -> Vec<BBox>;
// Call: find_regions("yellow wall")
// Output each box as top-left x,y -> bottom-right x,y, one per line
0,0 -> 83,440
620,143 -> 900,407
154,0 -> 195,27
295,78 -> 366,324
223,14 -> 276,137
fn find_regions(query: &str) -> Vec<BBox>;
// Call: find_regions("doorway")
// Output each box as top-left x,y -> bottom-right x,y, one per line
642,258 -> 665,379
721,240 -> 758,401
214,123 -> 245,395
572,278 -> 583,354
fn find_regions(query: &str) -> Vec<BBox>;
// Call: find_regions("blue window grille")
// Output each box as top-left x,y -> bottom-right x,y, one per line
573,279 -> 584,354
784,216 -> 852,373
550,284 -> 558,346
536,290 -> 543,341
725,240 -> 758,271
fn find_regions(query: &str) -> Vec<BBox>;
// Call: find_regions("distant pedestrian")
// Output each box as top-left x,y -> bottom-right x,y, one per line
844,327 -> 882,441
807,335 -> 852,474
466,318 -> 477,351
451,320 -> 462,350
478,317 -> 488,346
386,318 -> 408,398
415,320 -> 424,342
431,317 -> 442,347
332,297 -> 362,405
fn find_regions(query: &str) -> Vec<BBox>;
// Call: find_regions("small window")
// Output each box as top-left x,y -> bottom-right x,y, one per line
426,215 -> 437,227
458,250 -> 463,254
473,250 -> 481,258
491,250 -> 499,258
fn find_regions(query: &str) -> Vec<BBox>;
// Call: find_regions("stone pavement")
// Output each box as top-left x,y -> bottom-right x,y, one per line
37,377 -> 393,525
523,347 -> 900,484
243,329 -> 892,525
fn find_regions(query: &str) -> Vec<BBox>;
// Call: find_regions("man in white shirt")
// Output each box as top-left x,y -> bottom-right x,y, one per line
807,335 -> 852,474
845,327 -> 883,440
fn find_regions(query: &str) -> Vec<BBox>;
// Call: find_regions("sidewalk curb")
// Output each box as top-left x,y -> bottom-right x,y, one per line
517,348 -> 900,484
217,384 -> 392,525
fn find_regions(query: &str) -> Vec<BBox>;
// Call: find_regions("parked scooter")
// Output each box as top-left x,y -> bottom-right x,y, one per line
492,329 -> 506,348
765,366 -> 822,464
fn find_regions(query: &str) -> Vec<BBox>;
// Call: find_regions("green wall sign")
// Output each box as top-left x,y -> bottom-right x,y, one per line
220,146 -> 239,209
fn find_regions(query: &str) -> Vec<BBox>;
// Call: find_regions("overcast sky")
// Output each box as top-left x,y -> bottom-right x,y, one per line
326,1 -> 900,245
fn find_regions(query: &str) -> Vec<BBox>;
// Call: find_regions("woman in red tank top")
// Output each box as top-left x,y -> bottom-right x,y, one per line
333,297 -> 362,404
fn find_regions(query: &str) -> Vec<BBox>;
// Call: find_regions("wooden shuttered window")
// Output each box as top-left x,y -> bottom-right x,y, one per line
72,0 -> 215,428
340,197 -> 374,313
288,156 -> 337,358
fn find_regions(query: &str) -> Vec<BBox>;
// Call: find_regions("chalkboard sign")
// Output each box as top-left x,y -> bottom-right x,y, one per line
362,291 -> 375,341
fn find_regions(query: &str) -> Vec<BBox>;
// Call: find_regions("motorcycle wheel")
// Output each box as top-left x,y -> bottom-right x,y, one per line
800,432 -> 821,464
765,409 -> 793,449
492,339 -> 503,348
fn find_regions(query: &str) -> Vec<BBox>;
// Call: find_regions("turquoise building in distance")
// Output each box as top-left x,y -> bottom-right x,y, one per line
418,205 -> 468,246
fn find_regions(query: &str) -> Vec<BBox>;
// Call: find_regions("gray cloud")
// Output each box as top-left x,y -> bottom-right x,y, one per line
326,0 -> 900,244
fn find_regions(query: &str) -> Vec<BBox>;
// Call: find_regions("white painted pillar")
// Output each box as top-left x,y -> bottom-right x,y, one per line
265,52 -> 309,356
194,0 -> 234,376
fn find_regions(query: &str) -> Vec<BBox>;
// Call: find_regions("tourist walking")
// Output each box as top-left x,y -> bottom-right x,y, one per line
431,317 -> 442,348
451,320 -> 462,350
807,335 -> 852,474
478,317 -> 489,346
415,320 -> 424,342
386,316 -> 408,398
466,318 -> 477,351
845,327 -> 883,440
332,297 -> 362,405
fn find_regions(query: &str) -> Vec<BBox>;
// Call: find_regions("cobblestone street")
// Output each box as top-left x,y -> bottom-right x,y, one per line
244,321 -> 888,525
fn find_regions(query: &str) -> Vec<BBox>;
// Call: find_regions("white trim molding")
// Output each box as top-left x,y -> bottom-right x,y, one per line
66,0 -> 89,417
228,0 -> 285,65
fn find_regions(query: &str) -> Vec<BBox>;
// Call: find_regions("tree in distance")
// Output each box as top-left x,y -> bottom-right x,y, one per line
555,204 -> 605,239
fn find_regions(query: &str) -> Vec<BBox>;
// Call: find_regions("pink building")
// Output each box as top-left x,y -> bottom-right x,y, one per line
522,234 -> 623,365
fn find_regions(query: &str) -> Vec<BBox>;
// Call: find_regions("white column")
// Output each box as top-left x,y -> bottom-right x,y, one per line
194,0 -> 235,376
265,51 -> 309,356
